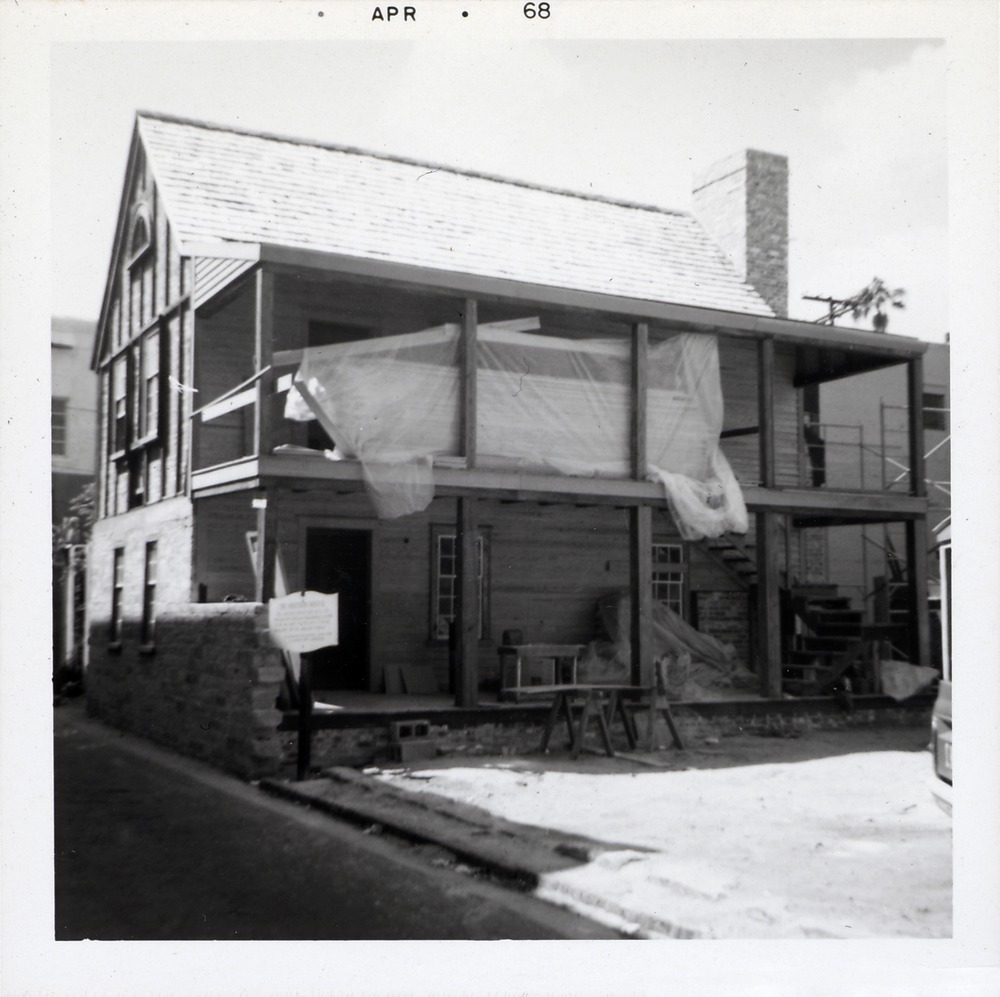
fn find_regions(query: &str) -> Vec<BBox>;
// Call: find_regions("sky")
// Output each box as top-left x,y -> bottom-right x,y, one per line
49,35 -> 950,340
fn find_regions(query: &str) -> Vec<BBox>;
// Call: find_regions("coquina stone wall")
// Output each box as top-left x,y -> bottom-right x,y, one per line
86,601 -> 285,778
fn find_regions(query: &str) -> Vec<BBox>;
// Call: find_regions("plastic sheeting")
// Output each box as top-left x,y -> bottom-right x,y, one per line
284,322 -> 747,536
576,591 -> 758,700
879,660 -> 940,701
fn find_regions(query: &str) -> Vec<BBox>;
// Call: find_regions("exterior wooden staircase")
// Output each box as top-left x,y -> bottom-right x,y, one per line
698,536 -> 865,697
782,585 -> 864,697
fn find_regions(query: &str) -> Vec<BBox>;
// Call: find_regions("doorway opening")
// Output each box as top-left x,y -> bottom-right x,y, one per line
305,527 -> 372,691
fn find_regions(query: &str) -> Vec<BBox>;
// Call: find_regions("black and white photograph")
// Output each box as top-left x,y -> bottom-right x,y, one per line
1,1 -> 998,994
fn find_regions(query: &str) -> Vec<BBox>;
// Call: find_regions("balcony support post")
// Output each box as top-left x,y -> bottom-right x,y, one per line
455,496 -> 480,707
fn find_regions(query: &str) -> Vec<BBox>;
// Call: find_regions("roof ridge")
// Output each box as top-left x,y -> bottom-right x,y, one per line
135,109 -> 690,219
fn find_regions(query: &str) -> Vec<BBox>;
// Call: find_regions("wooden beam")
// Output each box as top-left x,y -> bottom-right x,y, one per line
462,298 -> 478,468
455,497 -> 480,707
757,338 -> 776,488
755,512 -> 782,698
907,355 -> 926,497
631,322 -> 648,477
194,454 -> 929,519
253,267 -> 275,458
258,243 -> 927,358
905,517 -> 931,667
629,505 -> 654,688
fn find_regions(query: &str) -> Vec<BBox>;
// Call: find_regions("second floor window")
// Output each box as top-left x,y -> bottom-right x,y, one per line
52,397 -> 68,456
112,357 -> 128,454
923,391 -> 948,432
137,330 -> 160,441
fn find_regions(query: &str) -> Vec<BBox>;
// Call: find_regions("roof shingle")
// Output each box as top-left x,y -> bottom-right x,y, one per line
138,113 -> 773,317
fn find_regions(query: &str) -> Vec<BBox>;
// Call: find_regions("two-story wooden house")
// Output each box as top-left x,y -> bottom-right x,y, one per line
85,113 -> 932,775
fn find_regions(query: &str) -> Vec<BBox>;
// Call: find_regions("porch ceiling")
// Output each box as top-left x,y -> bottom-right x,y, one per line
793,344 -> 908,386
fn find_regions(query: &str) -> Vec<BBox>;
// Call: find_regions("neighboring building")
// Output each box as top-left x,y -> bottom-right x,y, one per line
817,341 -> 950,665
51,317 -> 97,522
52,317 -> 97,676
84,115 -> 934,776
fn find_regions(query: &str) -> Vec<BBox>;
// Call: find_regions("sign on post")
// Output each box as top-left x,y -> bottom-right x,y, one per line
268,591 -> 339,653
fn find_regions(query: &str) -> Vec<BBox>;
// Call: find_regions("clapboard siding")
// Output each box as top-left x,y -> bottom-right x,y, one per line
718,339 -> 801,488
193,289 -> 256,469
195,488 -> 696,689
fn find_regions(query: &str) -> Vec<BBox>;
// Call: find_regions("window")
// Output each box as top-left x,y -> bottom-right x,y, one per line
652,542 -> 686,617
52,397 -> 68,456
112,356 -> 128,454
111,548 -> 125,641
141,541 -> 157,644
129,206 -> 151,262
923,391 -> 948,432
137,329 -> 160,441
431,526 -> 490,641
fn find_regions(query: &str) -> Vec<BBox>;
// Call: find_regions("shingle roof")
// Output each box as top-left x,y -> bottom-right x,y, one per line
137,113 -> 774,318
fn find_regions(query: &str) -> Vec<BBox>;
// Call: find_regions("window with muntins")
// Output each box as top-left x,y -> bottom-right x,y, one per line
431,527 -> 490,641
141,541 -> 157,644
52,397 -> 68,456
137,329 -> 160,442
112,357 -> 128,454
652,541 -> 686,617
111,548 -> 125,641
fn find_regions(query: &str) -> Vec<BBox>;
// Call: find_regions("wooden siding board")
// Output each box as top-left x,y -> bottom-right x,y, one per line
194,287 -> 256,469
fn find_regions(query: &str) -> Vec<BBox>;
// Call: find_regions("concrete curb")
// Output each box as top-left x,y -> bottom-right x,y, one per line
259,769 -> 594,888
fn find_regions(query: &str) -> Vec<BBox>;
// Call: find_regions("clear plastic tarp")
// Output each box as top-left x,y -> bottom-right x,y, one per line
284,322 -> 747,537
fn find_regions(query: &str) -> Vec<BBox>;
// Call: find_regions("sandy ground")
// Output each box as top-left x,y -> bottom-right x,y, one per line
378,724 -> 952,939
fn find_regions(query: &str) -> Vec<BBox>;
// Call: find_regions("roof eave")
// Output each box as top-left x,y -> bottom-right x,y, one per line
254,242 -> 927,359
92,121 -> 144,371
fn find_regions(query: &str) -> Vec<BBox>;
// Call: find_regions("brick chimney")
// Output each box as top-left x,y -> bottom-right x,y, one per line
692,149 -> 789,318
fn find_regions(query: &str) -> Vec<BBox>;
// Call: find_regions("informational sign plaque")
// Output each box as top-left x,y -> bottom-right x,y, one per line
268,591 -> 339,653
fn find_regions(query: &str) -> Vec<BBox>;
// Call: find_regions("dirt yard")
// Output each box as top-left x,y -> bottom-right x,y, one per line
379,722 -> 952,939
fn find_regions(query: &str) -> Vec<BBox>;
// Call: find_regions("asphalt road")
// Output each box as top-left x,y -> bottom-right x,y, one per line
53,702 -> 617,940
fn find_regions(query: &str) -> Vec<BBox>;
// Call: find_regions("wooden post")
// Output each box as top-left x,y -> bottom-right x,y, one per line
296,653 -> 313,780
254,486 -> 279,604
629,506 -> 654,688
756,511 -> 783,698
253,267 -> 275,458
907,355 -> 926,497
455,496 -> 480,707
756,337 -> 781,697
905,517 -> 931,667
758,338 -> 776,488
461,298 -> 478,468
631,322 -> 648,478
629,322 -> 653,689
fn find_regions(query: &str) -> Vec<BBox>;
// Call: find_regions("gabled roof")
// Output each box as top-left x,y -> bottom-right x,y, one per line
136,111 -> 774,318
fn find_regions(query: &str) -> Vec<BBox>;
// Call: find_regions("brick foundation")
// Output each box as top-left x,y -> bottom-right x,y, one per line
694,590 -> 751,665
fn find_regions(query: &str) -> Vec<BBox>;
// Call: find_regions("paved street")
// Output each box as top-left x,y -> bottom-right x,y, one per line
53,701 -> 617,940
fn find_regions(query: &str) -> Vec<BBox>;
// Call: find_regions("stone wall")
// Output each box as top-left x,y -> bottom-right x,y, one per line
285,695 -> 934,771
86,602 -> 285,778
